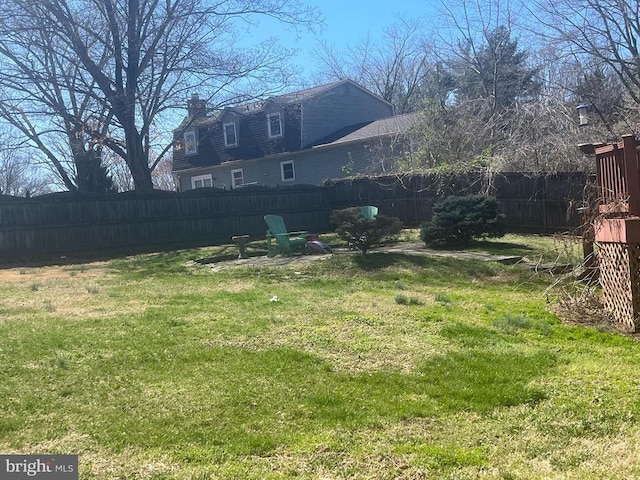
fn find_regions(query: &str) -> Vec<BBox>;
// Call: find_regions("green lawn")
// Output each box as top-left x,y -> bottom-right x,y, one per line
1,234 -> 638,479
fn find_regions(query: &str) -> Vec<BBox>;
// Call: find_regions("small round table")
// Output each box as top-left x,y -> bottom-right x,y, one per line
231,235 -> 250,259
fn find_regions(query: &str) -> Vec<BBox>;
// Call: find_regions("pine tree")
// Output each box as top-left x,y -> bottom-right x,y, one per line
453,26 -> 540,117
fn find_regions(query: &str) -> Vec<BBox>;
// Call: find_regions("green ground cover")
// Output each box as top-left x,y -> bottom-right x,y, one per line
1,234 -> 638,479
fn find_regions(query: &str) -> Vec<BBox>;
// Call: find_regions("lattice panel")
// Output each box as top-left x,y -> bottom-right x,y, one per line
598,242 -> 640,331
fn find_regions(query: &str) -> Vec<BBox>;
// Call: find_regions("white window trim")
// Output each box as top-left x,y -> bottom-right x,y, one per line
184,130 -> 197,155
191,174 -> 212,189
223,122 -> 238,147
267,112 -> 283,138
280,160 -> 295,182
231,168 -> 244,188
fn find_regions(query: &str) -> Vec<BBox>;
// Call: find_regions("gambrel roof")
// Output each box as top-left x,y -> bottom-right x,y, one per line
177,79 -> 393,128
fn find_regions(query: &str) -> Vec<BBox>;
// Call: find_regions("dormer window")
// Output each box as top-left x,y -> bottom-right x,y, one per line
223,122 -> 237,147
267,113 -> 282,138
184,130 -> 197,155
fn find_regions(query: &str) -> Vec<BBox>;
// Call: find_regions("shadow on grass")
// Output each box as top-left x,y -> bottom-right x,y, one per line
336,252 -> 504,281
468,239 -> 536,257
0,242 -> 233,269
109,251 -> 203,276
110,242 -> 272,276
422,238 -> 536,257
196,250 -> 268,265
75,346 -> 555,457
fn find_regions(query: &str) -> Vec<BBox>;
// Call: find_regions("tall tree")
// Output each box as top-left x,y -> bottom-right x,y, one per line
314,17 -> 437,113
0,0 -> 319,192
452,25 -> 541,118
0,13 -> 117,193
532,0 -> 640,107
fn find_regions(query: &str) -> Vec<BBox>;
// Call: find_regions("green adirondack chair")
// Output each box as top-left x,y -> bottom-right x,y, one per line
264,215 -> 308,257
360,205 -> 378,219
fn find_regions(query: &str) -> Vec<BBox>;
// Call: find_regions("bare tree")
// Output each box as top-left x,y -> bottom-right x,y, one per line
0,14 -> 116,193
531,0 -> 640,109
314,16 -> 437,113
152,156 -> 177,191
0,0 -> 319,192
0,136 -> 53,197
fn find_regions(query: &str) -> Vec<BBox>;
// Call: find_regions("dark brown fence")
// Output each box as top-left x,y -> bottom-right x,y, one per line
0,185 -> 330,256
0,172 -> 592,256
326,172 -> 592,232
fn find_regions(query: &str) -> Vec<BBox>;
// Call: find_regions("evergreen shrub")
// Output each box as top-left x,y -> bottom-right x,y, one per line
330,207 -> 403,255
420,195 -> 506,247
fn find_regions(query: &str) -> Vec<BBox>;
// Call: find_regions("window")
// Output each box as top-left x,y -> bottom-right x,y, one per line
280,160 -> 295,182
267,112 -> 282,138
231,168 -> 244,188
184,131 -> 197,155
191,174 -> 212,189
223,122 -> 237,147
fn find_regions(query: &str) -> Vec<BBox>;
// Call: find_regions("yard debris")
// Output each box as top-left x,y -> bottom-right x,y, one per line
269,295 -> 280,302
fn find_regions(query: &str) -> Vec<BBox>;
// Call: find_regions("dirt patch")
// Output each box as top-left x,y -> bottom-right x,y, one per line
551,294 -> 636,336
0,263 -> 110,283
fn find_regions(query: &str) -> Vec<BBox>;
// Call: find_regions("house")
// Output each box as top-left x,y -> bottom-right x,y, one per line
172,79 -> 418,190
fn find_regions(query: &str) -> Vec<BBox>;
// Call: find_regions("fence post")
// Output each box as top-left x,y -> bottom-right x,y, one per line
623,134 -> 640,215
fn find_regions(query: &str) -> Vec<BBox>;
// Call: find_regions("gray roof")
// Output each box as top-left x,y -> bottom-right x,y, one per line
312,113 -> 419,148
268,80 -> 345,105
179,80 -> 356,128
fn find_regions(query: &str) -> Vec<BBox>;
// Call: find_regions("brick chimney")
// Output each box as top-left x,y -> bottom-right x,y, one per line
187,93 -> 206,118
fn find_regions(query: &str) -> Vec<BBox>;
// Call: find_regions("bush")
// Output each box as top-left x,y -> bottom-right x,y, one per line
330,207 -> 403,254
420,195 -> 506,247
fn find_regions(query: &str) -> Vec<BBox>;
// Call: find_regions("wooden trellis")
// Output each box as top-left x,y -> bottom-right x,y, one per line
594,134 -> 640,331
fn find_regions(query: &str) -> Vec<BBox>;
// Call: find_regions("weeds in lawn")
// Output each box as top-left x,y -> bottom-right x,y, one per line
435,292 -> 452,304
493,313 -> 553,337
394,280 -> 407,290
493,313 -> 532,330
395,294 -> 424,305
54,355 -> 69,370
1,234 -> 639,479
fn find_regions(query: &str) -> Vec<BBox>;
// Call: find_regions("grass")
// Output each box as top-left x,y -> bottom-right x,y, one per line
468,233 -> 585,265
0,233 -> 638,479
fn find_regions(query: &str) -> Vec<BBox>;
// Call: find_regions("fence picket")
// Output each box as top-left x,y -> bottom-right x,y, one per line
0,173 -> 591,256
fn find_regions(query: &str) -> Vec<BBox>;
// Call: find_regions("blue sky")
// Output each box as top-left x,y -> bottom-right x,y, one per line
254,0 -> 441,81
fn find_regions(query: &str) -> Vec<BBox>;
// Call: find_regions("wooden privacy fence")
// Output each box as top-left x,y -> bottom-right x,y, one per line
326,172 -> 592,232
0,185 -> 330,256
0,172 -> 591,256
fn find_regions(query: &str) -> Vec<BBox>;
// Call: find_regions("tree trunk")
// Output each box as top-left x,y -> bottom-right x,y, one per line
126,131 -> 154,192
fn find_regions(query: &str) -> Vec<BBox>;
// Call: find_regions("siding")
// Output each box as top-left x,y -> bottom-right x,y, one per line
301,84 -> 394,148
174,81 -> 393,176
179,142 -> 382,190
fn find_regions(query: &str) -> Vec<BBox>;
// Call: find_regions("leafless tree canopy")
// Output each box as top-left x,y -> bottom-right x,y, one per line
314,16 -> 438,113
532,0 -> 640,105
0,0 -> 320,192
0,131 -> 54,197
2,0 -> 640,187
